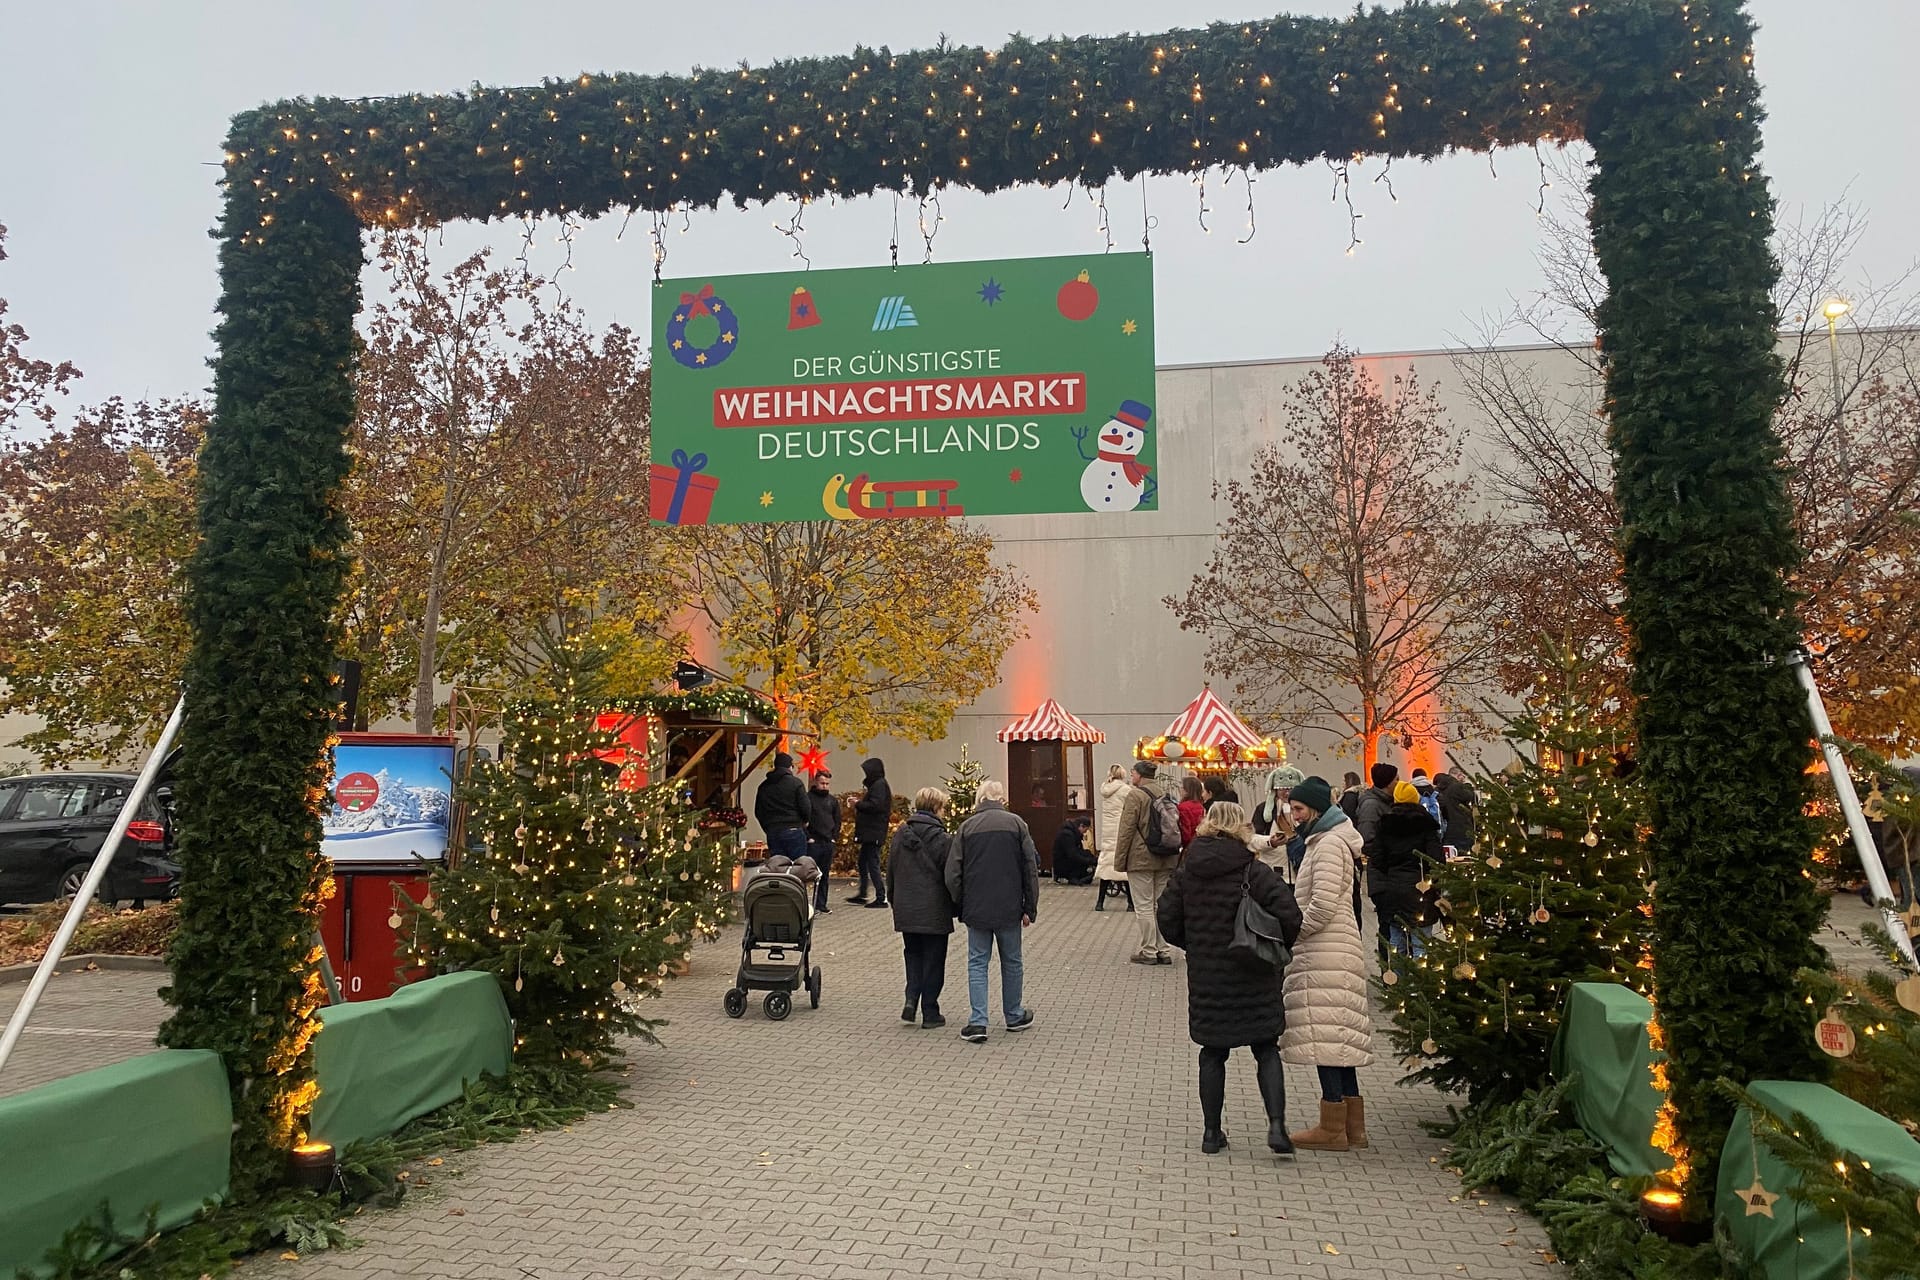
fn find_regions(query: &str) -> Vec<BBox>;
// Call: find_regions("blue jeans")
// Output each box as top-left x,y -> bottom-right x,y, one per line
966,925 -> 1026,1028
766,826 -> 807,861
1388,920 -> 1427,958
1317,1065 -> 1360,1103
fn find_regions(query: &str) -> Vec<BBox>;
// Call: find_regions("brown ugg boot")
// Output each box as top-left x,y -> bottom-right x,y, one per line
1288,1100 -> 1350,1152
1344,1095 -> 1368,1148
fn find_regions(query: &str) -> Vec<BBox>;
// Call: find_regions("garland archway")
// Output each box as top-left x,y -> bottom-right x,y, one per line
171,0 -> 1822,1199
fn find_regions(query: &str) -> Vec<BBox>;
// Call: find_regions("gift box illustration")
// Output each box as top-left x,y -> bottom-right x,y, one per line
649,448 -> 721,525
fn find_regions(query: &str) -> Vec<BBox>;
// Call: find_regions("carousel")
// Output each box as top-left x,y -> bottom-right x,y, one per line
1135,685 -> 1287,777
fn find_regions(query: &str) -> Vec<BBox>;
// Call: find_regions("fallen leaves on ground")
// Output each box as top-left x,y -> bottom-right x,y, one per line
0,901 -> 177,966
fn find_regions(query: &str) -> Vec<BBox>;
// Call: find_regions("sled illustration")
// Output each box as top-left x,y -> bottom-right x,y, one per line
822,473 -> 964,520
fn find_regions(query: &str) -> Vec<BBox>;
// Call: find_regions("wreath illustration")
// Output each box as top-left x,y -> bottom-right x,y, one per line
665,284 -> 739,370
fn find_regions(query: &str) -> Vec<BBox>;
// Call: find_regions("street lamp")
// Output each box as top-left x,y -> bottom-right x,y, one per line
1821,297 -> 1854,522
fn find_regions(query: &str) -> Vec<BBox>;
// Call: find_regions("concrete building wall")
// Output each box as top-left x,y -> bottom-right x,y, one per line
839,341 -> 1580,814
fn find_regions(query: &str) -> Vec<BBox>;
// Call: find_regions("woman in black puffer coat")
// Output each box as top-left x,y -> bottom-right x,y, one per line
1370,781 -> 1443,957
887,788 -> 957,1028
1158,801 -> 1304,1156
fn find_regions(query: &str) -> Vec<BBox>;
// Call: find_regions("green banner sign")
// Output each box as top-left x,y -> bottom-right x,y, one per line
649,253 -> 1157,525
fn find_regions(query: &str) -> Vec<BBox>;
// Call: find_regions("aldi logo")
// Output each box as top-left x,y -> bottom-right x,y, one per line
871,295 -> 919,331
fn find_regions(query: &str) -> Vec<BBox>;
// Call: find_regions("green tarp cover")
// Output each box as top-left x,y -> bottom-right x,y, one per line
0,1048 -> 230,1278
1550,981 -> 1667,1177
1719,1079 -> 1920,1280
309,970 -> 511,1150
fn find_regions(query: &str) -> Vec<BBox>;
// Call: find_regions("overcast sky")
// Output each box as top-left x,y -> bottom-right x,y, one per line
1,1 -> 1913,408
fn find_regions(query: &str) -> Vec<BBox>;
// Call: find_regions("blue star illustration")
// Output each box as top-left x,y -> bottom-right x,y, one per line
978,278 -> 1005,306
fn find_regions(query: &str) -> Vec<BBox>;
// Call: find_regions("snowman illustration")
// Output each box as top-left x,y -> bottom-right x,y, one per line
1071,399 -> 1156,512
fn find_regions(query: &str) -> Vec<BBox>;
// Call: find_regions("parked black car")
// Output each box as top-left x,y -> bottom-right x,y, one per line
0,772 -> 179,907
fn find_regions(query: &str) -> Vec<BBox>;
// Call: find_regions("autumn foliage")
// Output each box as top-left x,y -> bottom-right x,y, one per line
1171,347 -> 1509,766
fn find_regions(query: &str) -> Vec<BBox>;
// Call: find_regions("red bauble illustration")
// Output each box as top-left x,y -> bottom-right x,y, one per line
1056,270 -> 1099,321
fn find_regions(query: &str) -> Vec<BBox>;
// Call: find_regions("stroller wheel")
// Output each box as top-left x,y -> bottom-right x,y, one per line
723,988 -> 747,1019
764,990 -> 792,1021
808,965 -> 822,1009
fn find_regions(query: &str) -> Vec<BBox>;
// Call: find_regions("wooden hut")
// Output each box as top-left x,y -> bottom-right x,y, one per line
998,698 -> 1105,874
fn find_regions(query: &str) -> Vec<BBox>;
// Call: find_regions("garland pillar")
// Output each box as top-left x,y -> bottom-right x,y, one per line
1587,1 -> 1827,1202
159,137 -> 363,1193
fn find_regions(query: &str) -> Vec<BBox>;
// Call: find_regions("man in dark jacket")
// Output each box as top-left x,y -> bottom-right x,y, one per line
1433,773 -> 1478,853
1052,817 -> 1095,884
888,788 -> 958,1028
944,780 -> 1040,1043
805,769 -> 841,913
849,757 -> 893,908
753,752 -> 810,861
1352,763 -> 1398,927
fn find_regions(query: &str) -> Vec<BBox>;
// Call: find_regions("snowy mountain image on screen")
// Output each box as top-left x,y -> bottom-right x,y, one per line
322,767 -> 450,862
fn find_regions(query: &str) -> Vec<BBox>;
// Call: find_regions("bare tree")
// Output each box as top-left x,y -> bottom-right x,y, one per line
1171,346 -> 1511,767
1460,154 -> 1920,748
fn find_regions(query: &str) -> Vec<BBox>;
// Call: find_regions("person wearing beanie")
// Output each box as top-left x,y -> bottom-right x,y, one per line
1277,776 -> 1373,1152
754,750 -> 811,861
1251,765 -> 1304,857
1409,769 -> 1444,831
1372,781 -> 1443,958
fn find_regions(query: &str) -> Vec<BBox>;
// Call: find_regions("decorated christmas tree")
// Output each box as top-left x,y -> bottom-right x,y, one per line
940,743 -> 985,831
407,640 -> 737,1065
1383,661 -> 1652,1106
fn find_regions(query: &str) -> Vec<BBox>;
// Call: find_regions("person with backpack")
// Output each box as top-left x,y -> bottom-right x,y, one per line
1114,761 -> 1182,965
1157,801 -> 1304,1156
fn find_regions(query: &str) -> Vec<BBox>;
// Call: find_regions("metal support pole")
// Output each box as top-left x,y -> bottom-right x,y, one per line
312,930 -> 344,1006
1789,649 -> 1919,967
0,695 -> 188,1079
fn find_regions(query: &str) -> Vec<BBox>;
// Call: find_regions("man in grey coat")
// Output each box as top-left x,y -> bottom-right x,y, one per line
944,780 -> 1041,1044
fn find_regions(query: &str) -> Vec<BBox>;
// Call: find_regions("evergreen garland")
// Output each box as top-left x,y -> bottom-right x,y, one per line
1585,1 -> 1828,1202
160,180 -> 364,1195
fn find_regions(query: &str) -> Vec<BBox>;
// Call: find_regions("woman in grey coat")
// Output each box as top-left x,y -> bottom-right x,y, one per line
887,787 -> 956,1028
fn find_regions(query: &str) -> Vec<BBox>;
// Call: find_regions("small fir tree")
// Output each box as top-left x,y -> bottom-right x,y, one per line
407,641 -> 736,1065
940,743 -> 985,831
1384,658 -> 1652,1106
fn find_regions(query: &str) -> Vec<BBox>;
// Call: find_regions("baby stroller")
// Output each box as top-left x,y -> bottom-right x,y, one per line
723,869 -> 822,1021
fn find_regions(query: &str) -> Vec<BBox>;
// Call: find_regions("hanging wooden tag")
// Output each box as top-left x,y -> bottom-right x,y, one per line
1815,1007 -> 1857,1058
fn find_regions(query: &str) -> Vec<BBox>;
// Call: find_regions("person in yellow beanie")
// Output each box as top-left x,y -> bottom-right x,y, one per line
1371,780 -> 1444,957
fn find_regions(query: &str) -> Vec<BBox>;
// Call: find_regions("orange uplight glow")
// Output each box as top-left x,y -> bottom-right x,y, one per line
1642,1188 -> 1683,1210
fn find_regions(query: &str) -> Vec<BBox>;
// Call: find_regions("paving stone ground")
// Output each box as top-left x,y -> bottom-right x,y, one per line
0,888 -> 1900,1277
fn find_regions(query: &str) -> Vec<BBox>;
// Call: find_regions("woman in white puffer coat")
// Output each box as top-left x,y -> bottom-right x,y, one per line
1278,774 -> 1373,1153
1094,765 -> 1134,909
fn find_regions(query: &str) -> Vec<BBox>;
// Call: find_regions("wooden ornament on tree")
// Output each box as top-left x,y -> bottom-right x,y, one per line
1815,1007 -> 1857,1058
1735,1177 -> 1780,1218
1896,976 -> 1920,1016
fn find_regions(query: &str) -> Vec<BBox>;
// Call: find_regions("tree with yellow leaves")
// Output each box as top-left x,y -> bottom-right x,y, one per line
681,519 -> 1036,745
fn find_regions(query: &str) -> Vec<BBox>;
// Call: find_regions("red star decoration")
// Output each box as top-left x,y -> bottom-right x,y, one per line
1009,468 -> 1023,484
797,745 -> 830,775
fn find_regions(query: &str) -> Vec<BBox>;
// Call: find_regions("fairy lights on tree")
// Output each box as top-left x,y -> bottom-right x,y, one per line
406,639 -> 736,1065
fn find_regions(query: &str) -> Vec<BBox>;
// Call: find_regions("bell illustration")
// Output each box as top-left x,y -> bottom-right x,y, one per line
787,285 -> 822,330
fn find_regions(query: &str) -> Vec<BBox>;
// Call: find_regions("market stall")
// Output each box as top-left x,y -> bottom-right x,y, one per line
998,697 -> 1105,874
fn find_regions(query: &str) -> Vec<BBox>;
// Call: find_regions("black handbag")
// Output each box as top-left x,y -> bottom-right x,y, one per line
1229,865 -> 1293,971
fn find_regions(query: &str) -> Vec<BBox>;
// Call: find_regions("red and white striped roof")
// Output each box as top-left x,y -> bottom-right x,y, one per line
997,697 -> 1106,744
1163,686 -> 1265,750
